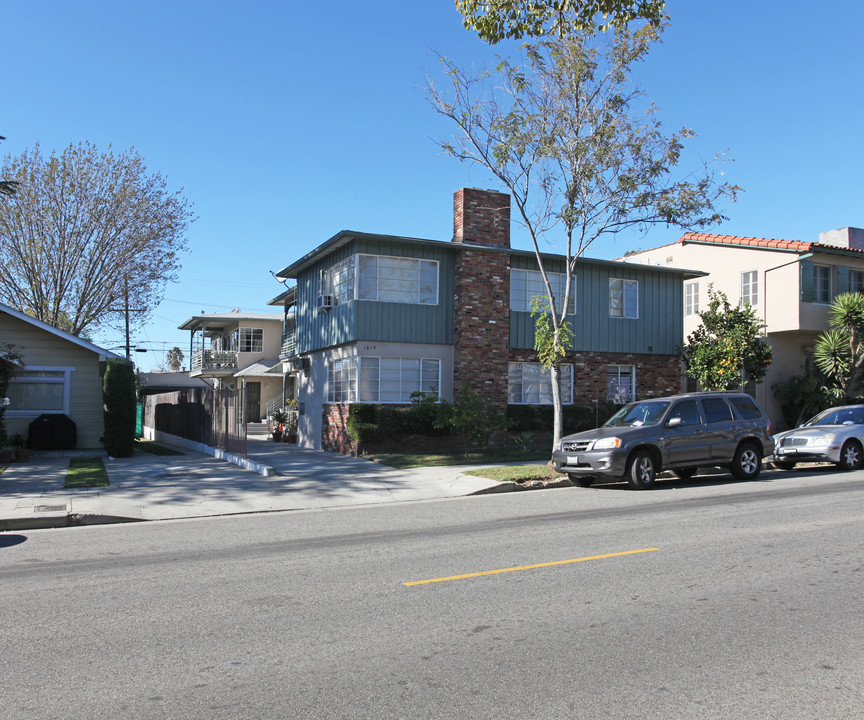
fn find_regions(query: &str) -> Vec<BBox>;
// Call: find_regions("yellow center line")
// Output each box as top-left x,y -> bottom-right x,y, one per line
403,547 -> 660,587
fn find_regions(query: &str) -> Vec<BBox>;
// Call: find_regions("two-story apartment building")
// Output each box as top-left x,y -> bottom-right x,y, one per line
178,309 -> 287,422
624,228 -> 864,428
270,188 -> 704,452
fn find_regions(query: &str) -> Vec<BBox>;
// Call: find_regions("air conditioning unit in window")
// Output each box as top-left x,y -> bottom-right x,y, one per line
317,294 -> 333,310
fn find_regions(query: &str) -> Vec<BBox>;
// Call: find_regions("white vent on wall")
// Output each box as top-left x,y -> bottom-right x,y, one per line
317,294 -> 333,310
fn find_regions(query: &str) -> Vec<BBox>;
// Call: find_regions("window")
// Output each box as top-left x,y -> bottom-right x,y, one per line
684,282 -> 699,317
510,269 -> 575,314
740,270 -> 759,307
328,357 -> 440,403
358,255 -> 438,305
607,365 -> 634,403
610,279 -> 638,318
669,400 -> 701,426
814,265 -> 832,303
730,395 -> 763,420
6,367 -> 71,415
508,362 -> 573,404
851,269 -> 864,294
328,357 -> 358,403
233,327 -> 263,353
701,398 -> 733,423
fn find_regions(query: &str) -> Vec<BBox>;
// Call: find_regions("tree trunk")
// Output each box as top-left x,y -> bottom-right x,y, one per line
550,364 -> 563,452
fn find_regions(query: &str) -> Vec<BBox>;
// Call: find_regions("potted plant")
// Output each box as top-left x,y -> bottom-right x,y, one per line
282,413 -> 298,443
9,433 -> 28,462
271,409 -> 288,442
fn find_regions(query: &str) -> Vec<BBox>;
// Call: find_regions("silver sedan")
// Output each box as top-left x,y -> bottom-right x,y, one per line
772,404 -> 864,471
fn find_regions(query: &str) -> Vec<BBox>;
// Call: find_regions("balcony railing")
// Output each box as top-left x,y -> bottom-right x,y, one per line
191,349 -> 239,372
281,328 -> 297,358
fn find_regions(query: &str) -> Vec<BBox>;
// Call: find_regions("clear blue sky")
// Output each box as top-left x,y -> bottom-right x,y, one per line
3,1 -> 862,370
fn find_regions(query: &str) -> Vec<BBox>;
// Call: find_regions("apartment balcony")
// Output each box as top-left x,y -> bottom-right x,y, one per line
191,349 -> 239,375
281,327 -> 297,359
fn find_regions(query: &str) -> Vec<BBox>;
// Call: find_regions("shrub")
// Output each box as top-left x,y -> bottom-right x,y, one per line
103,359 -> 137,457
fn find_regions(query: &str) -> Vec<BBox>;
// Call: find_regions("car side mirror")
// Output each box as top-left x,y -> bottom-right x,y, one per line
667,417 -> 682,428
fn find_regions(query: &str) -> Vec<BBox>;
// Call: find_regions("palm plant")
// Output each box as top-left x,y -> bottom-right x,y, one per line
814,292 -> 864,400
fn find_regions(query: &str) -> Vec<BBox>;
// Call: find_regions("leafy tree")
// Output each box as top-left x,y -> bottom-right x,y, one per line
813,292 -> 864,400
455,0 -> 665,43
429,25 -> 738,448
0,136 -> 16,197
166,346 -> 185,373
103,358 -> 137,457
772,373 -> 833,429
682,288 -> 772,391
0,141 -> 194,336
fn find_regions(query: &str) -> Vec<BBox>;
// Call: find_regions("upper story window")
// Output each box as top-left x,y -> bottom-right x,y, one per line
740,270 -> 759,307
610,278 -> 638,319
684,282 -> 699,317
851,269 -> 864,294
358,255 -> 438,305
814,265 -> 832,304
510,269 -> 575,314
233,327 -> 263,353
6,367 -> 72,415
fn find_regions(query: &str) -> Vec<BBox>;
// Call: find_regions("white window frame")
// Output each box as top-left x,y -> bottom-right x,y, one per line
610,278 -> 639,319
328,356 -> 441,404
322,255 -> 356,306
607,365 -> 635,403
357,254 -> 438,306
507,362 -> 574,405
510,269 -> 576,314
6,366 -> 73,416
814,265 -> 832,304
684,282 -> 700,317
740,270 -> 759,307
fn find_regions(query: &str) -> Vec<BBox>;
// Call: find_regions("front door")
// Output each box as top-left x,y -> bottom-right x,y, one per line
245,381 -> 261,423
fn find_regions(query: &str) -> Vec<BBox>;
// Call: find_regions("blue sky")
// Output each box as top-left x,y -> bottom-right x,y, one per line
3,1 -> 862,370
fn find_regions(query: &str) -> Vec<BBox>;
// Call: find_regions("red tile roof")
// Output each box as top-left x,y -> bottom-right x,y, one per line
680,232 -> 814,251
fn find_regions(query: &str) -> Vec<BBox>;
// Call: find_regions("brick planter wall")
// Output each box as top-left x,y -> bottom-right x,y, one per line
322,404 -> 357,455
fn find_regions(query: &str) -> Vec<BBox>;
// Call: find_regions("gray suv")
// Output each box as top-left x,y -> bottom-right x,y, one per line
551,392 -> 773,490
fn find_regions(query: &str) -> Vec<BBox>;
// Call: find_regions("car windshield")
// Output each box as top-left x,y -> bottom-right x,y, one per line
603,401 -> 670,428
803,407 -> 864,427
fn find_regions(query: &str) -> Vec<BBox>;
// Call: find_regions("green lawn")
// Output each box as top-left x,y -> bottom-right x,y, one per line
462,464 -> 564,483
64,457 -> 110,488
135,439 -> 185,456
367,448 -> 549,470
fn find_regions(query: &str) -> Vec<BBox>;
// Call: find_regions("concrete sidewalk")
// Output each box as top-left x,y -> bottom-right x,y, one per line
0,431 -> 503,530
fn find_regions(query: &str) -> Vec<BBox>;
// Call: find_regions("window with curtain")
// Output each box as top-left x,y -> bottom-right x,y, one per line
510,269 -> 575,314
610,278 -> 638,318
507,362 -> 573,404
684,282 -> 699,316
329,357 -> 440,403
607,365 -> 635,403
6,368 -> 70,414
357,254 -> 438,305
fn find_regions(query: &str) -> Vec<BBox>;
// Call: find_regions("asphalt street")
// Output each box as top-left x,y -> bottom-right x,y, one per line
2,467 -> 863,719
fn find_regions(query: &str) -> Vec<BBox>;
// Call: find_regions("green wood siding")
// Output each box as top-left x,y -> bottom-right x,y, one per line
296,240 -> 455,353
509,260 -> 683,354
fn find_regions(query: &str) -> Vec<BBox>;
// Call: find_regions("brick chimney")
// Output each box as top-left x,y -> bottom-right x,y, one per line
453,188 -> 511,248
451,188 -> 511,407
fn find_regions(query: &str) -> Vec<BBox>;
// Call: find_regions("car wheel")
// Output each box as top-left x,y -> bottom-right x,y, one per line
838,439 -> 863,471
673,468 -> 696,480
772,460 -> 796,471
568,474 -> 594,488
731,442 -> 762,480
626,450 -> 656,490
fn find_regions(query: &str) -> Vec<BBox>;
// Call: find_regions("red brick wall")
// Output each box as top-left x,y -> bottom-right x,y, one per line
509,349 -> 684,404
322,404 -> 357,455
453,187 -> 510,247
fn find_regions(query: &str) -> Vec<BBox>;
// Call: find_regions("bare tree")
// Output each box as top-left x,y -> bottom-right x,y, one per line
429,24 -> 739,448
0,141 -> 194,336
